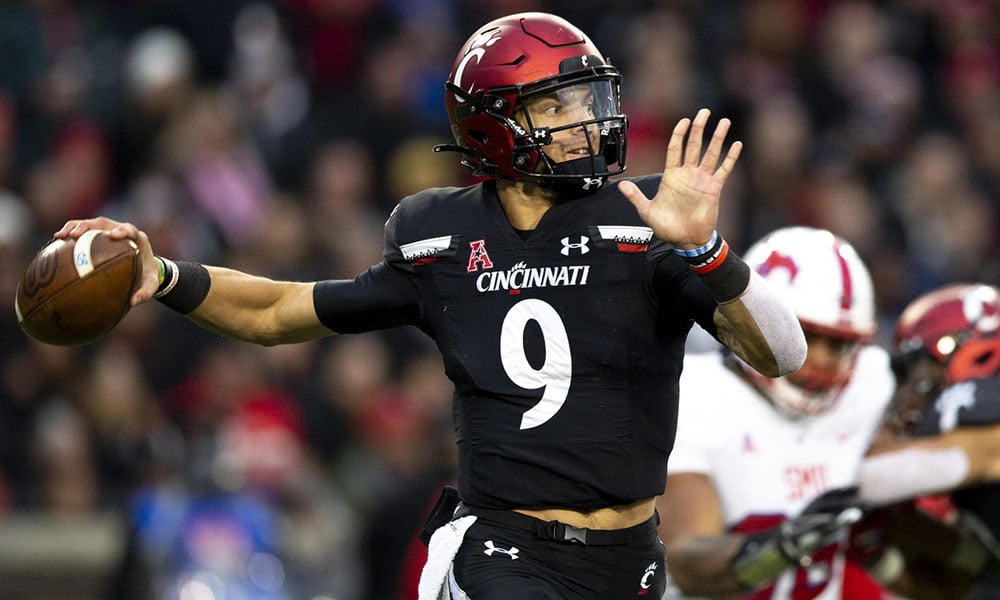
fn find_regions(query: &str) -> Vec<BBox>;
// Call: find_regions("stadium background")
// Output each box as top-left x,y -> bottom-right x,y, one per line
0,0 -> 997,598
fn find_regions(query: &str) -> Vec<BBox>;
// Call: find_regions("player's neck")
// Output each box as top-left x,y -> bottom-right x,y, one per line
496,179 -> 558,230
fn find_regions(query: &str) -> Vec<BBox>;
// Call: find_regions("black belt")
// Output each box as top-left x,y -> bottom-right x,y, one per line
455,503 -> 659,546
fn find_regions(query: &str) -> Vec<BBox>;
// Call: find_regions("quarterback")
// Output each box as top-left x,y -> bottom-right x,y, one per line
53,13 -> 806,600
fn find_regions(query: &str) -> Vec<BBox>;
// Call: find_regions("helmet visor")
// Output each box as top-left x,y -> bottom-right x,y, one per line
518,79 -> 623,163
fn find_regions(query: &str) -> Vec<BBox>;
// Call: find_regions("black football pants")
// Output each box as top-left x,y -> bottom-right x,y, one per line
449,516 -> 666,599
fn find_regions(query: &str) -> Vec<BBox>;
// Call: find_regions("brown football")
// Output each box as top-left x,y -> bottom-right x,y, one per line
15,230 -> 141,346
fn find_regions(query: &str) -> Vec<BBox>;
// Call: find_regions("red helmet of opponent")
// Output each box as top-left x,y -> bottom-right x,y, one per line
436,12 -> 627,195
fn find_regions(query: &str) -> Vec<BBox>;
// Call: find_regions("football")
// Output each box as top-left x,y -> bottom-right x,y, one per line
15,230 -> 142,346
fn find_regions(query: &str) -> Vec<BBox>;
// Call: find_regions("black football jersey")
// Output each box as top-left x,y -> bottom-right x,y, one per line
914,377 -> 1000,535
314,176 -> 720,509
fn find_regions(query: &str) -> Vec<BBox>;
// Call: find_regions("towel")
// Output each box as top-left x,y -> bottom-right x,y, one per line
418,515 -> 478,600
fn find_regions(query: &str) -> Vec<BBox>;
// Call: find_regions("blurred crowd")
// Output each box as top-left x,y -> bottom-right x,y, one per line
0,0 -> 998,599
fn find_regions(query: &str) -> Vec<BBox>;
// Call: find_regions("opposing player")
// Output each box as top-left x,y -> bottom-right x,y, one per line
658,226 -> 895,599
52,13 -> 806,600
853,283 -> 1000,598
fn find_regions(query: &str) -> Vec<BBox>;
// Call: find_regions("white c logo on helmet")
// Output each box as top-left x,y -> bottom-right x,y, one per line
453,30 -> 502,102
453,48 -> 485,102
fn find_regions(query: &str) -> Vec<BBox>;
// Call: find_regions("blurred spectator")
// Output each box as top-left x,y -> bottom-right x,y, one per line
118,26 -> 197,184
305,137 -> 386,277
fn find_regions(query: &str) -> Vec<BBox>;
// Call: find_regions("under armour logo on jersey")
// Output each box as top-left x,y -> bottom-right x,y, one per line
483,540 -> 519,559
561,236 -> 590,256
637,561 -> 658,595
467,239 -> 494,272
581,177 -> 604,191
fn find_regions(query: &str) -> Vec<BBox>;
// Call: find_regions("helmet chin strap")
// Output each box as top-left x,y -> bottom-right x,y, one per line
540,155 -> 610,197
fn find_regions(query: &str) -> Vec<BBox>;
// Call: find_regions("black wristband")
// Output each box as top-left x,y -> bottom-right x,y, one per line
695,251 -> 751,304
156,261 -> 211,314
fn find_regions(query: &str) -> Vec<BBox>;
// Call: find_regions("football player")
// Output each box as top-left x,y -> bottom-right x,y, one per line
54,13 -> 806,600
658,226 -> 896,599
853,283 -> 1000,599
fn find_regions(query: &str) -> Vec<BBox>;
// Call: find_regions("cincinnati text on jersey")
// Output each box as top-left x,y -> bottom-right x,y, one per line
476,261 -> 591,293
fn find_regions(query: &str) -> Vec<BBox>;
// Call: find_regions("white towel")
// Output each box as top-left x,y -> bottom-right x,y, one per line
418,515 -> 478,600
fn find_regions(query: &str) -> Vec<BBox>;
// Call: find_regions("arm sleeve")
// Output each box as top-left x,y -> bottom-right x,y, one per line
732,269 -> 808,376
313,262 -> 421,333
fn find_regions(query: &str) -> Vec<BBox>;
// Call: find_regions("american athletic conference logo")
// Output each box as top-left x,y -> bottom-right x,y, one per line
467,239 -> 494,272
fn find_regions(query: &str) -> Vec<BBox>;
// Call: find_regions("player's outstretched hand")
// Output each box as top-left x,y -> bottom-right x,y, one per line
618,108 -> 742,250
55,217 -> 160,307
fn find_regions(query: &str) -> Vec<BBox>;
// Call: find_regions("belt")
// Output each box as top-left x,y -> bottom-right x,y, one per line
455,503 -> 659,546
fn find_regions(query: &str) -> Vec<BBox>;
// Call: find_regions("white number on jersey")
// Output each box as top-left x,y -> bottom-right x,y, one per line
499,299 -> 572,429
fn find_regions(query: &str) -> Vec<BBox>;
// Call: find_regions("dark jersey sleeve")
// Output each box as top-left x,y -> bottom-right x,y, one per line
312,202 -> 422,333
914,377 -> 1000,436
313,263 -> 421,333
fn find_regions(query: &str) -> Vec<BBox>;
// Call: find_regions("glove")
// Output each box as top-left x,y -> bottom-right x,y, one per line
846,508 -> 891,565
846,506 -> 906,584
730,486 -> 865,590
779,486 -> 866,564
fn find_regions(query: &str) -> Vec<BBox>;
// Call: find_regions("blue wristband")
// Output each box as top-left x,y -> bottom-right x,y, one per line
672,230 -> 719,258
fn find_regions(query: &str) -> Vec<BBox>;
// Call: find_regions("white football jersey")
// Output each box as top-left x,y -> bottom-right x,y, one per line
665,346 -> 895,600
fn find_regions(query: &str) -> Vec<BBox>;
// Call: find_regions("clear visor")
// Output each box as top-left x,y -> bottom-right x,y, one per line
521,80 -> 621,125
516,80 -> 622,167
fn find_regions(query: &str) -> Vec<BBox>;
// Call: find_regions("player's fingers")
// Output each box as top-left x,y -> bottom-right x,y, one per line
618,180 -> 650,216
715,140 -> 743,181
54,219 -> 88,238
106,221 -> 140,241
131,233 -> 160,306
58,216 -> 123,239
702,117 -> 731,172
665,117 -> 690,170
684,108 -> 710,167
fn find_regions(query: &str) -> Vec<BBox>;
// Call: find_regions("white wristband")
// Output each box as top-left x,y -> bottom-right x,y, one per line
672,230 -> 719,257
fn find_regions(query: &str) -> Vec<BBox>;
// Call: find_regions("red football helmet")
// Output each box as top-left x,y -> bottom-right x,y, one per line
436,12 -> 627,195
892,283 -> 1000,394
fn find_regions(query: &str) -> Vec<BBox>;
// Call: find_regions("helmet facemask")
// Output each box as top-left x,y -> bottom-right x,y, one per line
505,66 -> 626,194
887,349 -> 945,434
747,330 -> 864,419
